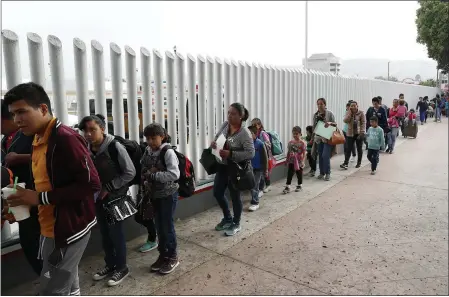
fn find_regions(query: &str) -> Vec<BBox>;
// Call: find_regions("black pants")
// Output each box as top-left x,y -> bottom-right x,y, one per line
343,131 -> 356,156
96,203 -> 127,270
286,164 -> 303,185
18,208 -> 43,276
145,220 -> 157,242
367,149 -> 380,171
307,152 -> 316,171
344,135 -> 363,164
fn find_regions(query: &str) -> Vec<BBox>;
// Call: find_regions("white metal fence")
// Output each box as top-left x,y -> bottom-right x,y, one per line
2,29 -> 440,181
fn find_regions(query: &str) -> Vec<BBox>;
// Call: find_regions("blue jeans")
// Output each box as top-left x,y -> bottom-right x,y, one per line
153,192 -> 178,258
419,110 -> 426,122
318,142 -> 332,175
96,203 -> 127,269
251,169 -> 263,205
213,164 -> 243,225
387,127 -> 399,152
435,107 -> 441,121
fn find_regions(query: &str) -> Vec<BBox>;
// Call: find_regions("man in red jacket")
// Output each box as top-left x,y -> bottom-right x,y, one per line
4,82 -> 101,296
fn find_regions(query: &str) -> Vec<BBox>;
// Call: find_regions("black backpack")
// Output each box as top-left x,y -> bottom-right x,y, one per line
160,146 -> 196,198
108,135 -> 142,186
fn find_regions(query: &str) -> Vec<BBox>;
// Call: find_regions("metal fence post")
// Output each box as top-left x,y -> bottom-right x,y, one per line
125,45 -> 139,142
110,42 -> 125,137
91,40 -> 108,132
27,32 -> 45,87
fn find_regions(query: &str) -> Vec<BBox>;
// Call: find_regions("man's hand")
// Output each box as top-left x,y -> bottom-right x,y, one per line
219,150 -> 230,159
5,152 -> 19,166
6,186 -> 39,207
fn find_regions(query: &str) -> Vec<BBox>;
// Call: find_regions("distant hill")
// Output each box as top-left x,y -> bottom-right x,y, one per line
340,59 -> 438,81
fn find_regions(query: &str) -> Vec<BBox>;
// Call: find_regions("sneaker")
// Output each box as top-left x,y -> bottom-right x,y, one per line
324,174 -> 331,181
389,150 -> 393,154
139,241 -> 158,253
263,186 -> 271,193
308,170 -> 315,177
371,170 -> 376,175
355,163 -> 361,168
248,204 -> 259,211
258,191 -> 264,198
215,218 -> 233,231
340,163 -> 348,170
282,186 -> 291,194
159,257 -> 180,274
350,156 -> 356,163
93,266 -> 115,281
107,267 -> 129,287
317,174 -> 324,180
295,185 -> 302,192
150,255 -> 167,272
224,223 -> 241,236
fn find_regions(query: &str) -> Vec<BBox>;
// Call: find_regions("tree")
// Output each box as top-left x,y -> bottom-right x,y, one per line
416,1 -> 449,73
374,75 -> 398,82
419,79 -> 437,87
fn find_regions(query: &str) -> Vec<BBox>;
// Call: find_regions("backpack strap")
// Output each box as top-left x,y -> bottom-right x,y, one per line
159,145 -> 172,168
107,139 -> 120,169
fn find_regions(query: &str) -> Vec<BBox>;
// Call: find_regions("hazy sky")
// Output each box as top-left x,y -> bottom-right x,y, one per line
2,1 -> 433,80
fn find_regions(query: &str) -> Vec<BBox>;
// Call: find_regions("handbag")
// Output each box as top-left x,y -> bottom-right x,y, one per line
102,194 -> 137,225
228,160 -> 256,191
328,128 -> 345,146
200,148 -> 219,175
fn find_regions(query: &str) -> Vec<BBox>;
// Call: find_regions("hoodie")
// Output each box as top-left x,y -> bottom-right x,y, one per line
343,110 -> 366,137
89,134 -> 136,199
366,126 -> 386,150
141,143 -> 180,199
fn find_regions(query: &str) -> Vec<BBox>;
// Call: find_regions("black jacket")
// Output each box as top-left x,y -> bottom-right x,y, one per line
366,106 -> 388,131
1,130 -> 34,189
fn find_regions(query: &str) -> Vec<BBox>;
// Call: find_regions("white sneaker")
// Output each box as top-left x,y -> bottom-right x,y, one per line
350,156 -> 356,163
263,186 -> 271,193
258,191 -> 264,198
248,204 -> 259,211
371,170 -> 376,175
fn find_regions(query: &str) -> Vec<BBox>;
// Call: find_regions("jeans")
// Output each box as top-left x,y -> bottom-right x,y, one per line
153,192 -> 178,258
344,135 -> 363,164
317,142 -> 332,175
307,151 -> 316,172
367,149 -> 380,171
286,164 -> 303,185
387,127 -> 399,152
258,175 -> 270,191
435,107 -> 441,121
419,110 -> 426,122
251,169 -> 263,205
343,131 -> 356,156
96,203 -> 127,269
213,164 -> 243,225
146,220 -> 157,242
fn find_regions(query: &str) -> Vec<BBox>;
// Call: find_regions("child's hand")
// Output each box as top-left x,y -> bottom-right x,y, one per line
150,167 -> 159,173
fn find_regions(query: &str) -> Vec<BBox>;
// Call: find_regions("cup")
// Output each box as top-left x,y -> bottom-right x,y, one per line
2,183 -> 30,221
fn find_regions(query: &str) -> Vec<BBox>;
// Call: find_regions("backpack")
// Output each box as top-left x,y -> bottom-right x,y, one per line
108,135 -> 143,186
160,146 -> 196,198
266,131 -> 283,155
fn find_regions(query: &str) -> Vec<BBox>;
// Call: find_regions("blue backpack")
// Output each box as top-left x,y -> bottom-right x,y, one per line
266,131 -> 283,156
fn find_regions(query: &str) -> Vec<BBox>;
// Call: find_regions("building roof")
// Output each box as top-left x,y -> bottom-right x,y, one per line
308,53 -> 338,60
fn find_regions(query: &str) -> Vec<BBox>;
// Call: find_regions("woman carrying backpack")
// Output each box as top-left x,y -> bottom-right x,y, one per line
140,123 -> 180,275
250,118 -> 276,195
211,102 -> 255,236
79,114 -> 136,287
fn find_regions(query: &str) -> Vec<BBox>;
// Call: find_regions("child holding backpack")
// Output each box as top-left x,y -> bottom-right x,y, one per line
140,123 -> 181,274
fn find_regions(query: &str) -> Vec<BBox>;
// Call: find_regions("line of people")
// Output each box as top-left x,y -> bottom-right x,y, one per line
1,82 -> 447,295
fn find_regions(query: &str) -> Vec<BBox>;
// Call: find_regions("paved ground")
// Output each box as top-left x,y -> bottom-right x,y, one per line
5,119 -> 448,296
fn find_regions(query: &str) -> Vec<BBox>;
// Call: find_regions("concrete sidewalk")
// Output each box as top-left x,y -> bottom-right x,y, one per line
5,120 -> 448,296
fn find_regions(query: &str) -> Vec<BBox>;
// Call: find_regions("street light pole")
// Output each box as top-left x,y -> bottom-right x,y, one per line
387,62 -> 390,81
304,1 -> 308,69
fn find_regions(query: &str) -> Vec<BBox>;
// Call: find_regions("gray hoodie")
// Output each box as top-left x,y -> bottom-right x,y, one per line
141,143 -> 180,199
89,134 -> 136,198
214,121 -> 255,164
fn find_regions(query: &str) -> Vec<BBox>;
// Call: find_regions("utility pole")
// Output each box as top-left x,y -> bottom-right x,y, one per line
387,62 -> 390,81
304,1 -> 308,69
